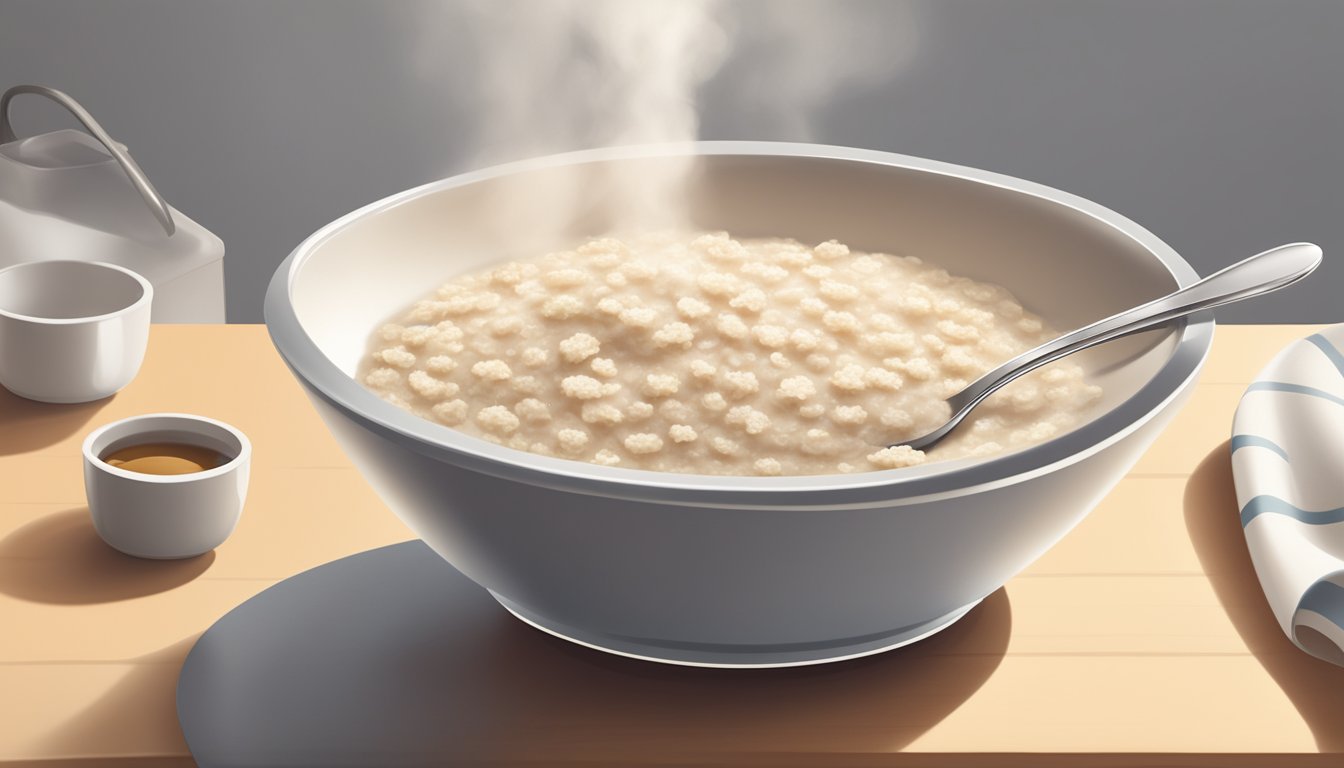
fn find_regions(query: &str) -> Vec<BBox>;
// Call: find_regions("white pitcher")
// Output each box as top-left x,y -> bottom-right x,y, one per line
0,85 -> 225,322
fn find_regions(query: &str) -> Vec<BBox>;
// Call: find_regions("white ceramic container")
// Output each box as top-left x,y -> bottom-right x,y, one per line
0,85 -> 226,322
265,142 -> 1214,666
83,413 -> 251,559
0,259 -> 151,403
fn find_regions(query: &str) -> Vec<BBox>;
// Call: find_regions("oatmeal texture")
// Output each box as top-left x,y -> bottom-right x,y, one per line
360,232 -> 1101,476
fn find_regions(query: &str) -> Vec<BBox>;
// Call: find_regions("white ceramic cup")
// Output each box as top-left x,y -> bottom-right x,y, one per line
82,413 -> 251,559
0,260 -> 152,403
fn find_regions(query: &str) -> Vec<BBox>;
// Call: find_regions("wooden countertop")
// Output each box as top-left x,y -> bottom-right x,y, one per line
3,324 -> 1343,767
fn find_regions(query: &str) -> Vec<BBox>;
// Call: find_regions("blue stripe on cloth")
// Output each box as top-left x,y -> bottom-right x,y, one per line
1307,334 -> 1344,378
1298,580 -> 1344,631
1245,381 -> 1344,408
1242,495 -> 1344,528
1229,434 -> 1289,461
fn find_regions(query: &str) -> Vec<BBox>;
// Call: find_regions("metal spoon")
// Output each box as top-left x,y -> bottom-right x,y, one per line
898,242 -> 1323,451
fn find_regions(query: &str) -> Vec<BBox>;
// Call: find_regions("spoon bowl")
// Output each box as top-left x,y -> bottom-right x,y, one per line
899,242 -> 1323,451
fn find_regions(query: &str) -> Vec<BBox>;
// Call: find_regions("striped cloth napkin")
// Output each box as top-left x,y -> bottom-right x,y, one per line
1232,324 -> 1344,665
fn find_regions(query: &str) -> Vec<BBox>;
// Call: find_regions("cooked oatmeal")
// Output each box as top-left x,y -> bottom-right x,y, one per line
360,232 -> 1101,475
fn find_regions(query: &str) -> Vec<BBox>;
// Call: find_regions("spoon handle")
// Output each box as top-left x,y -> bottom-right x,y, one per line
904,242 -> 1322,451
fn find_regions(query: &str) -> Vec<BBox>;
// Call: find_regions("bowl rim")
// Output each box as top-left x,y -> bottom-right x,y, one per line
82,412 -> 252,484
265,140 -> 1213,508
0,259 -> 152,325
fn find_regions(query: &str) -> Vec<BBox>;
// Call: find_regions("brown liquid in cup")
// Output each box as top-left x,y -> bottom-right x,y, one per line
101,442 -> 229,475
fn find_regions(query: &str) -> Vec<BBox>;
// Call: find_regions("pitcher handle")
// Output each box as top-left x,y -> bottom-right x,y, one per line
0,85 -> 176,236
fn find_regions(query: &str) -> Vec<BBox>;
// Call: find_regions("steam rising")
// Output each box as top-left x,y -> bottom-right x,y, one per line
711,2 -> 921,139
411,1 -> 921,234
448,0 -> 729,159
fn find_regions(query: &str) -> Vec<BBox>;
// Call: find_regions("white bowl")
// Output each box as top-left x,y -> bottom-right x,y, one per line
0,260 -> 152,403
83,413 -> 251,559
265,142 -> 1212,667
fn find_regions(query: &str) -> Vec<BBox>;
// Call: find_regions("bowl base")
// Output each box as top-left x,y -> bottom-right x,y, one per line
490,593 -> 981,668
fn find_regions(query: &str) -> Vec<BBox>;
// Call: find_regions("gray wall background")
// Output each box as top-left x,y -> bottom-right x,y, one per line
0,0 -> 1338,323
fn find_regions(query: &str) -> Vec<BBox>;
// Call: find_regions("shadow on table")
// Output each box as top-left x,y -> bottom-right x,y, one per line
402,588 -> 1013,761
0,507 -> 214,604
177,542 -> 1011,764
0,386 -> 111,456
41,635 -> 197,764
1184,441 -> 1344,753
